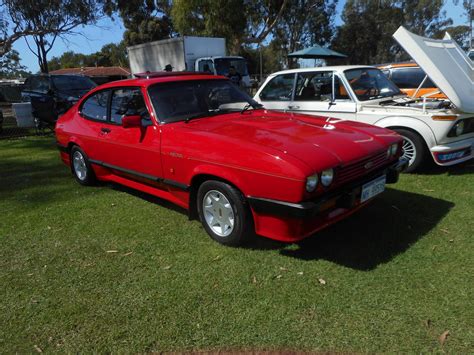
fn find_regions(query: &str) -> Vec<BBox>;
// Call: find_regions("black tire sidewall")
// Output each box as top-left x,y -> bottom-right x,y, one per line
394,128 -> 427,173
197,180 -> 250,246
70,146 -> 95,186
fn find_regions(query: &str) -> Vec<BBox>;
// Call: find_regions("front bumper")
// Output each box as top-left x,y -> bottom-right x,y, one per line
247,158 -> 408,242
431,136 -> 474,166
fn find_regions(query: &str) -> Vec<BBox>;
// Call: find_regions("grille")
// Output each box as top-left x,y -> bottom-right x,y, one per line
337,150 -> 389,185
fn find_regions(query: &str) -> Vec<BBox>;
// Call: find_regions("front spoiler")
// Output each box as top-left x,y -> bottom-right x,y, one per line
248,158 -> 408,219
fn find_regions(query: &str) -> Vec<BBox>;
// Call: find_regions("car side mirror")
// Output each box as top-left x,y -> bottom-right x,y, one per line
122,115 -> 142,128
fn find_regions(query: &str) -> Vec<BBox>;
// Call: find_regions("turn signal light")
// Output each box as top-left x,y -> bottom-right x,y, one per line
432,115 -> 457,121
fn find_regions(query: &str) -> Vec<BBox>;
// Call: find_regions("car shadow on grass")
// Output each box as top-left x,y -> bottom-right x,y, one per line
278,188 -> 454,270
418,159 -> 474,176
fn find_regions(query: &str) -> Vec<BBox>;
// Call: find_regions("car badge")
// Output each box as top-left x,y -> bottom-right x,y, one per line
364,161 -> 374,169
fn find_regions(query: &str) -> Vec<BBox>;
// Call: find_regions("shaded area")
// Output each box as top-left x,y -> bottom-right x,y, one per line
419,159 -> 474,176
280,188 -> 453,270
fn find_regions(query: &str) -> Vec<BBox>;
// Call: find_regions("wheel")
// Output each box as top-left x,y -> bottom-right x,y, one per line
393,128 -> 428,173
197,180 -> 254,246
70,146 -> 96,186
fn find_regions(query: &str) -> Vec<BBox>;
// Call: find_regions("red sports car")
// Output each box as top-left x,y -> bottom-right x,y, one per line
56,72 -> 407,246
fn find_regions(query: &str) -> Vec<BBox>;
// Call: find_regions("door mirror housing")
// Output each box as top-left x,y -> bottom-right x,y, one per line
122,115 -> 142,128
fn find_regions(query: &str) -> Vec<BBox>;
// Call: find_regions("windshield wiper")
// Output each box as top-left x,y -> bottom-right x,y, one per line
240,103 -> 263,115
184,109 -> 224,123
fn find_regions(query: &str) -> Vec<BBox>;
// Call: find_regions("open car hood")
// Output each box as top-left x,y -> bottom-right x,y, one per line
393,26 -> 474,113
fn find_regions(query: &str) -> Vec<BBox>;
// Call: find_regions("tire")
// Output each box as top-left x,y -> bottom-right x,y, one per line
70,146 -> 96,186
197,180 -> 254,246
393,128 -> 428,173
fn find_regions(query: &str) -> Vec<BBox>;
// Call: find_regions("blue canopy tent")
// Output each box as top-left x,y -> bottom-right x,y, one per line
288,45 -> 347,59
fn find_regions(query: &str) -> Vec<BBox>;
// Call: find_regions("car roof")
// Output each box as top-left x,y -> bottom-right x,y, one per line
94,72 -> 228,89
266,65 -> 377,77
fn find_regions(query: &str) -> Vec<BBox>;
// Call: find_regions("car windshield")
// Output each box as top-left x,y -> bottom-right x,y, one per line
344,68 -> 402,101
148,79 -> 260,123
214,58 -> 249,76
52,76 -> 96,91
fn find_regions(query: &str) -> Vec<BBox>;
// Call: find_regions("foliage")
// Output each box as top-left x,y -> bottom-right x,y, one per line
0,0 -> 107,73
0,49 -> 30,78
108,0 -> 173,46
433,25 -> 471,50
171,0 -> 289,54
332,0 -> 453,65
0,136 -> 473,352
47,42 -> 128,71
272,0 -> 338,68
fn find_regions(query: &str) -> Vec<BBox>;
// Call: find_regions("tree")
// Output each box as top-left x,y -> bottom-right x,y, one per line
1,0 -> 107,73
171,0 -> 289,53
0,49 -> 30,78
47,42 -> 128,70
110,0 -> 173,46
434,25 -> 471,49
332,0 -> 451,65
272,0 -> 338,67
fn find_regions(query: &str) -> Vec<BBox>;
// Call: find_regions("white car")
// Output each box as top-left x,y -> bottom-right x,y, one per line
254,27 -> 474,172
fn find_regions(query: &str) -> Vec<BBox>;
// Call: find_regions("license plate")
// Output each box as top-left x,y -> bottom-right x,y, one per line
360,175 -> 386,203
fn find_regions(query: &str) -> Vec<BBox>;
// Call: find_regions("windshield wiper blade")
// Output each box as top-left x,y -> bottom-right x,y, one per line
184,109 -> 224,123
240,103 -> 263,114
184,112 -> 210,123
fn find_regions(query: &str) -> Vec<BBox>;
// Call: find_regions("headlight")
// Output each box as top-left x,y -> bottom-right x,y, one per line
455,121 -> 465,136
386,146 -> 392,158
306,175 -> 318,192
320,168 -> 334,187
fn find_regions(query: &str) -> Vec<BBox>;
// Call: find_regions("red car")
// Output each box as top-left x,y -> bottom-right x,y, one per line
56,72 -> 407,246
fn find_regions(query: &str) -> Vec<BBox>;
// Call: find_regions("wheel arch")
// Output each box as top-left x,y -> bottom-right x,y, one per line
188,167 -> 247,220
374,116 -> 437,149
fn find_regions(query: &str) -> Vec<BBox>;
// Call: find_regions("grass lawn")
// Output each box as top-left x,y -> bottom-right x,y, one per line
0,136 -> 473,353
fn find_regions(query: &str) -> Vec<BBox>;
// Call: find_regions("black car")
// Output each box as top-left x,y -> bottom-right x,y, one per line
0,108 -> 3,134
21,74 -> 96,129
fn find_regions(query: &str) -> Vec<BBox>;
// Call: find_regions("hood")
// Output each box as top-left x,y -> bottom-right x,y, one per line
187,111 -> 396,169
393,26 -> 474,113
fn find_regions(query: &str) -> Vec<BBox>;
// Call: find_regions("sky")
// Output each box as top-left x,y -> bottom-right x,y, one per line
12,0 -> 469,73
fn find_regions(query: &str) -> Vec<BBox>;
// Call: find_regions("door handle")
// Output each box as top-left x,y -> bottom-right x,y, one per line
101,127 -> 111,134
287,105 -> 300,110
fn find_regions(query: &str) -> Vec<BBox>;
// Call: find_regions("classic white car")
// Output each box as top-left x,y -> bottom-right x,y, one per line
254,27 -> 474,172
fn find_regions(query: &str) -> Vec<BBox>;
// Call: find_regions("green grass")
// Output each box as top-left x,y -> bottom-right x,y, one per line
0,136 -> 472,353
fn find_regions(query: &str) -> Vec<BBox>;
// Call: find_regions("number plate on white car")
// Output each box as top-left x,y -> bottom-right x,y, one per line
360,175 -> 386,203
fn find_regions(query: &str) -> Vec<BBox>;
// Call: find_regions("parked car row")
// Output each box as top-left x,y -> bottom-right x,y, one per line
254,27 -> 473,172
51,27 -> 471,246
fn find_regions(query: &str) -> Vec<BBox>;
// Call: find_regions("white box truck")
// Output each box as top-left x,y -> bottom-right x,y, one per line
127,36 -> 250,87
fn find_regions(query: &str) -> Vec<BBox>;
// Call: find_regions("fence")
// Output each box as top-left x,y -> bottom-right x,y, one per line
0,103 -> 43,139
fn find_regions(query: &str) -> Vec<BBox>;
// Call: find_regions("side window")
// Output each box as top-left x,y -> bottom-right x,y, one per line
198,60 -> 214,74
259,74 -> 295,101
295,72 -> 332,101
35,77 -> 50,93
28,76 -> 49,93
110,88 -> 150,125
294,72 -> 350,101
81,91 -> 109,121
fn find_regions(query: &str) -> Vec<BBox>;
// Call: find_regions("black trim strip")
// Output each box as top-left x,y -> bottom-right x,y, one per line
89,159 -> 189,191
248,159 -> 406,219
